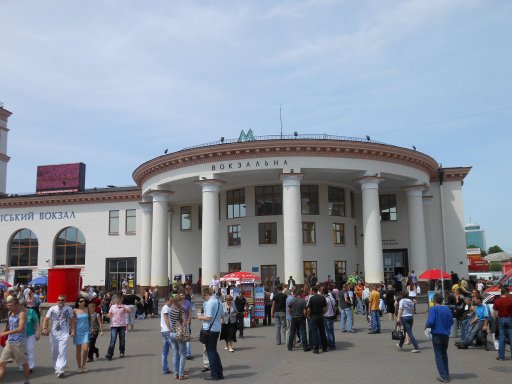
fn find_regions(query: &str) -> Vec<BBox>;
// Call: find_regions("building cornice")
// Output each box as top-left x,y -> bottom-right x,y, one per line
0,189 -> 142,208
133,140 -> 442,186
432,167 -> 472,183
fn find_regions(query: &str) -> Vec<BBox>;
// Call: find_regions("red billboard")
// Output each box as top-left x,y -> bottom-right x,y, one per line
36,163 -> 86,193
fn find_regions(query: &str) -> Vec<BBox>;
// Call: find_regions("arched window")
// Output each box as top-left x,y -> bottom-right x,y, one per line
54,227 -> 86,266
9,229 -> 39,267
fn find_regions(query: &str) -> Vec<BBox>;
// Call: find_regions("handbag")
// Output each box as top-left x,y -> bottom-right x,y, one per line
175,316 -> 191,342
199,300 -> 221,345
391,325 -> 404,340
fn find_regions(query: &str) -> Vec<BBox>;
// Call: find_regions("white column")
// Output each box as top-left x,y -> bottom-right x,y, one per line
280,173 -> 304,284
357,176 -> 385,284
405,186 -> 428,274
198,180 -> 224,287
423,196 -> 434,270
139,202 -> 152,288
150,191 -> 172,287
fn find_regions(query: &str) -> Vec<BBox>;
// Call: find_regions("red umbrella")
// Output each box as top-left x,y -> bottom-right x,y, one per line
418,269 -> 451,280
219,271 -> 261,282
0,281 -> 11,287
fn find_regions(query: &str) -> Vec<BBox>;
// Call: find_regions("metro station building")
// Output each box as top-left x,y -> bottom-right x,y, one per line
0,106 -> 471,291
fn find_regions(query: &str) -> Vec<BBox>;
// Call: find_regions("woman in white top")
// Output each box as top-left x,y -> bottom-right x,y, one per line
396,292 -> 420,352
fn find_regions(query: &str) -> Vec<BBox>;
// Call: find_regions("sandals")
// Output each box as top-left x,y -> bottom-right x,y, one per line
178,375 -> 189,380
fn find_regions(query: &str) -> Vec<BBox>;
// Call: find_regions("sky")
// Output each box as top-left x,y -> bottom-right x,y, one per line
1,0 -> 511,251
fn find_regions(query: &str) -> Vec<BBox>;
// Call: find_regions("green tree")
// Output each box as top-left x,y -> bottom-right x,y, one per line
488,245 -> 504,254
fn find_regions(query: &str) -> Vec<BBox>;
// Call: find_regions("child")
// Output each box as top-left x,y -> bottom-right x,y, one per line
87,302 -> 103,362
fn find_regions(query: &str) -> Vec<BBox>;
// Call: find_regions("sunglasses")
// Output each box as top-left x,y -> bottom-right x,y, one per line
79,300 -> 85,303
58,299 -> 65,302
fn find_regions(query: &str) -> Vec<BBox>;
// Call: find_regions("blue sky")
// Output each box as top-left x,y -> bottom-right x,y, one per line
1,0 -> 511,251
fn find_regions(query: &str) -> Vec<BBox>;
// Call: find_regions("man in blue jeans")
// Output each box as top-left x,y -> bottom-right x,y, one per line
492,287 -> 512,361
425,292 -> 453,383
105,293 -> 131,360
271,285 -> 288,345
198,288 -> 223,381
456,295 -> 488,349
160,294 -> 172,374
339,284 -> 354,332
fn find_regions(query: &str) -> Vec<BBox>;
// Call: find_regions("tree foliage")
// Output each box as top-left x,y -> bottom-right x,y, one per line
489,261 -> 503,272
488,245 -> 504,254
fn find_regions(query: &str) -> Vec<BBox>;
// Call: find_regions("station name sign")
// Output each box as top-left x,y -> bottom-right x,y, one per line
0,211 -> 76,223
212,158 -> 288,171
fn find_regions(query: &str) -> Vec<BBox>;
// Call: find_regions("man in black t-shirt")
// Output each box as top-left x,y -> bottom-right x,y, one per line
234,291 -> 248,338
287,288 -> 309,352
271,285 -> 288,345
307,286 -> 328,353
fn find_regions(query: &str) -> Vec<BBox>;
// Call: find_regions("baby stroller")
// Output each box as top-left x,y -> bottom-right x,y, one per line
135,300 -> 145,319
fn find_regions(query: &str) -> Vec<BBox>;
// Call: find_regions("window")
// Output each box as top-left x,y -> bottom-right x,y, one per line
181,206 -> 192,230
198,205 -> 202,230
258,222 -> 277,244
301,185 -> 319,215
380,194 -> 397,221
261,265 -> 277,288
125,209 -> 136,234
354,225 -> 358,246
227,225 -> 241,246
227,189 -> 246,219
303,261 -> 317,279
350,191 -> 356,218
255,186 -> 282,216
302,222 -> 316,244
332,223 -> 345,244
334,260 -> 347,277
228,262 -> 241,273
55,226 -> 86,265
9,229 -> 38,267
109,210 -> 119,235
328,186 -> 345,216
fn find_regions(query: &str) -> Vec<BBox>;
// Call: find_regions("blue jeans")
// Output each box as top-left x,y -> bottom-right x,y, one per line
498,317 -> 512,359
340,308 -> 353,331
161,331 -> 171,373
462,320 -> 483,346
355,298 -> 364,314
169,333 -> 186,377
432,334 -> 449,381
275,312 -> 287,344
460,318 -> 470,340
370,310 -> 380,332
205,331 -> 223,379
107,326 -> 126,357
324,318 -> 335,348
186,325 -> 192,358
398,316 -> 418,349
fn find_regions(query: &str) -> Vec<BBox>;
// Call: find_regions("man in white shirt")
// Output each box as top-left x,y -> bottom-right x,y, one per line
160,294 -> 172,374
42,294 -> 75,379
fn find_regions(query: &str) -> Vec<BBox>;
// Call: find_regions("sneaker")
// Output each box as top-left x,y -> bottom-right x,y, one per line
82,366 -> 88,373
57,371 -> 66,378
78,367 -> 84,373
120,353 -> 125,358
228,347 -> 234,352
411,349 -> 420,353
105,355 -> 112,361
201,367 -> 210,373
396,343 -> 402,350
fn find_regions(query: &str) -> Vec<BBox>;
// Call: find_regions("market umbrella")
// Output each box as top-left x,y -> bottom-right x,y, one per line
0,282 -> 8,290
0,281 -> 11,287
484,251 -> 512,262
418,269 -> 451,280
29,275 -> 48,285
219,271 -> 261,283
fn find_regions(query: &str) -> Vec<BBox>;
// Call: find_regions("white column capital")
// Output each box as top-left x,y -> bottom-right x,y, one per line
355,176 -> 385,190
280,173 -> 304,187
196,179 -> 225,193
149,190 -> 174,202
139,201 -> 153,213
402,184 -> 427,197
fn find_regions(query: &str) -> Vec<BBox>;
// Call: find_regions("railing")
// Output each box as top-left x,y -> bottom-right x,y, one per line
182,133 -> 384,151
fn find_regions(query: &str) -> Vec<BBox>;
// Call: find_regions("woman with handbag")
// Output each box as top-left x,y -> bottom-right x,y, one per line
396,292 -> 420,353
220,295 -> 238,352
169,295 -> 189,380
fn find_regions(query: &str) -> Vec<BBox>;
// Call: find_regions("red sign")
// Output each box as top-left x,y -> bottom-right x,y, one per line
36,163 -> 86,193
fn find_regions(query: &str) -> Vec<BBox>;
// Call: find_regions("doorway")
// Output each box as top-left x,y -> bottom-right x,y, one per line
105,258 -> 137,291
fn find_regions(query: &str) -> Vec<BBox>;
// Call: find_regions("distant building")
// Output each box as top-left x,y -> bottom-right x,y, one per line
465,223 -> 486,252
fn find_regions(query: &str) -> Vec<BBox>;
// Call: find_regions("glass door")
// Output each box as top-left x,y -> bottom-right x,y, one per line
105,258 -> 137,291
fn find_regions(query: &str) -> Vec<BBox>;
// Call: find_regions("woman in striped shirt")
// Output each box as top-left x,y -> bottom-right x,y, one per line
169,295 -> 188,380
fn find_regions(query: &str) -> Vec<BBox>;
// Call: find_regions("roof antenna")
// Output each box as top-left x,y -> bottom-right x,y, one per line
280,104 -> 283,139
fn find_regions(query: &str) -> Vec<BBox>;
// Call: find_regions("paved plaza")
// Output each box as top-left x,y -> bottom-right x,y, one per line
1,302 -> 510,384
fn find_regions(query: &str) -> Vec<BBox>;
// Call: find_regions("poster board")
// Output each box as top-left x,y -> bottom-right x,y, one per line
428,291 -> 436,308
254,286 -> 265,319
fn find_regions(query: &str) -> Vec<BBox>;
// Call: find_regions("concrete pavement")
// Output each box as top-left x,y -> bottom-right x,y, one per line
1,302 -> 510,384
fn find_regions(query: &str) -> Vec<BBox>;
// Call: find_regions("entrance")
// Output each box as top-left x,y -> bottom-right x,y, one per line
14,269 -> 32,285
261,265 -> 277,288
383,249 -> 409,284
105,258 -> 137,291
